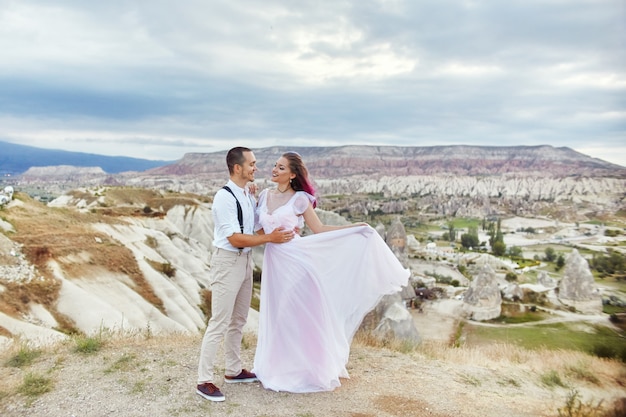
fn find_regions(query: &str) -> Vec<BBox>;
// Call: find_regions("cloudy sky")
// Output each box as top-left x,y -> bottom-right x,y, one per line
1,0 -> 625,166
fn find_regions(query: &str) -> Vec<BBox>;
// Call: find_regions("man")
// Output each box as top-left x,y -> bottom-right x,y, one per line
196,147 -> 295,402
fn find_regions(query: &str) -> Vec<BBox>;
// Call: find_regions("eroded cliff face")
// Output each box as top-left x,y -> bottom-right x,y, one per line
315,175 -> 625,203
0,195 -> 218,348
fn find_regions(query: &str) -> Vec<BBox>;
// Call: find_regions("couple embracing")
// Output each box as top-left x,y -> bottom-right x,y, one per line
196,147 -> 409,402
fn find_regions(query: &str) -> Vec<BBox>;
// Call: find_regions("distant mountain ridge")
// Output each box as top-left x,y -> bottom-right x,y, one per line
148,145 -> 626,179
3,142 -> 625,180
0,140 -> 173,175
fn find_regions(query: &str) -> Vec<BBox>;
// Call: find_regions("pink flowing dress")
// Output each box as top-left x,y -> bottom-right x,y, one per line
252,190 -> 410,393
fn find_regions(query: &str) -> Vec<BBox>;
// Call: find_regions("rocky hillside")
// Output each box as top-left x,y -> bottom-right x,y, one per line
146,145 -> 626,178
0,190 -> 216,348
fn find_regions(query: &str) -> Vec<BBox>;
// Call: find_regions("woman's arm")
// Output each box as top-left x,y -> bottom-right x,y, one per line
302,203 -> 367,234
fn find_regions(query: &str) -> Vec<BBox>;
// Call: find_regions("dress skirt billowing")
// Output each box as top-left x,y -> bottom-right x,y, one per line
252,225 -> 409,393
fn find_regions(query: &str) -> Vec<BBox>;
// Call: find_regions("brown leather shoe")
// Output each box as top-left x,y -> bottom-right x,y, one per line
196,382 -> 225,401
224,369 -> 258,383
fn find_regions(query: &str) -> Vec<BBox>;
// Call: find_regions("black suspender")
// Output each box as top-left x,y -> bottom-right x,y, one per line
222,186 -> 244,249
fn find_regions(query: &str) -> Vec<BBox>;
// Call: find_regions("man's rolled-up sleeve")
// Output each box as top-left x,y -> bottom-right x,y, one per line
213,191 -> 242,238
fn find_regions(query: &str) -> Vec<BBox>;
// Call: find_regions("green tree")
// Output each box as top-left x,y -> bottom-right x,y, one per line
490,218 -> 506,256
447,222 -> 456,242
493,241 -> 506,256
460,226 -> 479,249
508,246 -> 523,258
590,249 -> 626,277
505,272 -> 518,282
556,254 -> 565,270
544,247 -> 556,262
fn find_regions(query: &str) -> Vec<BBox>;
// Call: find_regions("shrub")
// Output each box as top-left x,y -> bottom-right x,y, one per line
145,259 -> 176,278
160,262 -> 176,278
505,272 -> 518,282
591,344 -> 617,360
145,236 -> 157,248
5,346 -> 42,368
73,335 -> 104,354
545,247 -> 557,262
557,389 -> 604,417
541,370 -> 567,388
508,246 -> 523,257
18,372 -> 53,398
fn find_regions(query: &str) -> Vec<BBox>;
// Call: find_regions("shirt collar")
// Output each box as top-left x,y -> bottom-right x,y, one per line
227,180 -> 247,196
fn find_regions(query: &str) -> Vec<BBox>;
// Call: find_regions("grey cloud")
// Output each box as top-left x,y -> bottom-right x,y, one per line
0,0 -> 623,165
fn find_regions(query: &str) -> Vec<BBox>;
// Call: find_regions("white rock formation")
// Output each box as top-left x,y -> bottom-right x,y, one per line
558,249 -> 602,314
463,265 -> 502,321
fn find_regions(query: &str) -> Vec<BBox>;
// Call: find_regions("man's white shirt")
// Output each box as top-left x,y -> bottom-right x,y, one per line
212,180 -> 256,253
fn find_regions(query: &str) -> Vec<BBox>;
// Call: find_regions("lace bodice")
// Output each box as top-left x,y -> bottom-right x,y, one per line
255,190 -> 315,234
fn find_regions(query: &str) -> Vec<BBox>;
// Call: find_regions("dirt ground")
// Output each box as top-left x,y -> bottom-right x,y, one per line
2,299 -> 624,417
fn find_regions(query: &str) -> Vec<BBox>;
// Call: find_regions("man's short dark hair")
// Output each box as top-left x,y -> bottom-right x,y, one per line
226,147 -> 252,175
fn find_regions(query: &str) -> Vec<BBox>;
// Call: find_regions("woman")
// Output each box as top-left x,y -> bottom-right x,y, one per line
253,151 -> 409,393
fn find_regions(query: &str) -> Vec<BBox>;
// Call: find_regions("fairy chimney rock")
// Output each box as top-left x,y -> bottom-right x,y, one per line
463,264 -> 502,321
386,217 -> 408,267
558,249 -> 602,314
361,293 -> 420,343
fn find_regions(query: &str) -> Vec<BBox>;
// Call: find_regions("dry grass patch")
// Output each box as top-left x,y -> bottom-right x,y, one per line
101,187 -> 162,206
65,189 -> 100,206
4,345 -> 42,368
0,278 -> 61,317
73,187 -> 205,219
418,340 -> 626,390
0,326 -> 12,338
353,329 -> 419,354
96,187 -> 202,213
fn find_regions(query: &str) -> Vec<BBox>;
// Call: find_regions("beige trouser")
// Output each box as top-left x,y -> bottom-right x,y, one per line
197,248 -> 253,384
